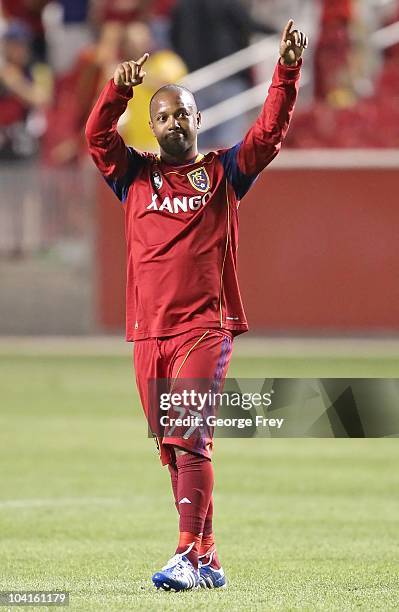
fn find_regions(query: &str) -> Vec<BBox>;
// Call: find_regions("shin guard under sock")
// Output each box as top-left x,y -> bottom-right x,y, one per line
175,453 -> 214,568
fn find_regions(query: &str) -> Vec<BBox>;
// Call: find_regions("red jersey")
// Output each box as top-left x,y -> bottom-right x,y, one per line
85,60 -> 301,341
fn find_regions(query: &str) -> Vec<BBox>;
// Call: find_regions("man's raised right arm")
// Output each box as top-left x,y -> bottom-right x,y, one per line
85,54 -> 149,202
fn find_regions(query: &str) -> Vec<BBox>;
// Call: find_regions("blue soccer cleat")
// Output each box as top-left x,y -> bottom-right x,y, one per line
152,544 -> 200,592
198,550 -> 227,589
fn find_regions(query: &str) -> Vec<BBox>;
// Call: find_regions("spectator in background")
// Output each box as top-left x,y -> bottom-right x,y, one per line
0,21 -> 51,160
45,0 -> 93,76
248,0 -> 320,99
91,0 -> 152,25
1,0 -> 50,62
314,0 -> 355,106
171,0 -> 277,149
149,0 -> 177,49
248,0 -> 318,41
44,12 -> 186,163
118,20 -> 186,150
43,20 -> 124,165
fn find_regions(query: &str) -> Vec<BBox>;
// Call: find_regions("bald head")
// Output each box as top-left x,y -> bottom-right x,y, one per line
149,84 -> 197,119
149,83 -> 201,162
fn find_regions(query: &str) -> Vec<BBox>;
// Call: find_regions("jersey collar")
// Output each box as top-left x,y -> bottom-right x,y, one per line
157,153 -> 204,166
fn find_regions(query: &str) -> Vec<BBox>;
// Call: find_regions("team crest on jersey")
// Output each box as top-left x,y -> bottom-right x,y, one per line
151,170 -> 163,190
187,167 -> 210,193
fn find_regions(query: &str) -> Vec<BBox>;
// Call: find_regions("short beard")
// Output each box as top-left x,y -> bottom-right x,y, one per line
160,136 -> 191,157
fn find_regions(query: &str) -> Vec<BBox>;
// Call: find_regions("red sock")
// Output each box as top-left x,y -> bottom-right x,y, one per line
203,495 -> 214,537
168,462 -> 179,513
175,453 -> 213,569
199,497 -> 221,570
176,531 -> 202,569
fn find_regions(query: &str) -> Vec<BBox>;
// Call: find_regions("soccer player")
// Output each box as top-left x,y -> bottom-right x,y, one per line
85,19 -> 308,592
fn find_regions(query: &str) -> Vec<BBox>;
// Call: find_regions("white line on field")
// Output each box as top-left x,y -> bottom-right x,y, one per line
1,335 -> 399,357
0,497 -> 126,510
232,337 -> 399,358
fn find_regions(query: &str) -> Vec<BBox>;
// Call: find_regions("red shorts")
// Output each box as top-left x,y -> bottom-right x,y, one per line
133,327 -> 233,465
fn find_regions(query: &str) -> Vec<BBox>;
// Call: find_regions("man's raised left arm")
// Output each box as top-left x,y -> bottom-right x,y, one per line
220,20 -> 308,199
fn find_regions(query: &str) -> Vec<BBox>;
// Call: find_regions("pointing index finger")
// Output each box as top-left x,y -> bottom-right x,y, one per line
282,19 -> 294,41
136,52 -> 150,67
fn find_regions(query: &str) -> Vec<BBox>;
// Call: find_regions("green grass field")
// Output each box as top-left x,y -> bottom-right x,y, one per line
1,345 -> 399,611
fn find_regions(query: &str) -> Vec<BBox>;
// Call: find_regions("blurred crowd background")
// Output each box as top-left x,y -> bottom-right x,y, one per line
1,0 -> 399,162
1,0 -> 399,336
